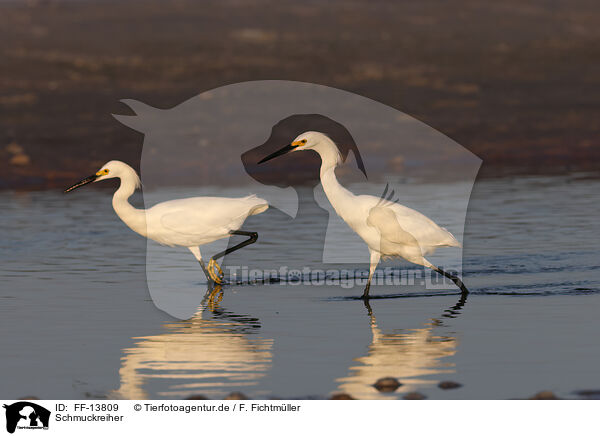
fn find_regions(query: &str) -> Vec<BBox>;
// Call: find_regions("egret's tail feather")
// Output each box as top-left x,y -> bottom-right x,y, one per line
440,227 -> 461,247
245,195 -> 269,215
250,203 -> 269,215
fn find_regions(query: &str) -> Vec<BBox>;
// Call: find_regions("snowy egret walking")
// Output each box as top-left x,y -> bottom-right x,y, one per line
259,131 -> 468,298
65,160 -> 268,285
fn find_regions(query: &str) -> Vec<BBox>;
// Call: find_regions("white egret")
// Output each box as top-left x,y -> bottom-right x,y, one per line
65,160 -> 268,285
259,131 -> 468,298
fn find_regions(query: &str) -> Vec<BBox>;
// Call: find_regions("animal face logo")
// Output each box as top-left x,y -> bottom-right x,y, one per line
3,402 -> 50,434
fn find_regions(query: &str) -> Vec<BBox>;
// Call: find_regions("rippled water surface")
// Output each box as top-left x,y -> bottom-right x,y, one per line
1,174 -> 599,399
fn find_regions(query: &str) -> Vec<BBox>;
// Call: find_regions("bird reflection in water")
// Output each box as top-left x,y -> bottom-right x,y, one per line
335,293 -> 468,399
112,287 -> 273,399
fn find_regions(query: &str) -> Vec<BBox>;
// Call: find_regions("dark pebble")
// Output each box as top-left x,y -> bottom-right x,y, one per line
84,392 -> 107,399
374,377 -> 402,392
330,393 -> 354,400
438,381 -> 462,390
529,391 -> 560,400
403,392 -> 426,400
573,390 -> 600,399
185,395 -> 209,400
225,392 -> 249,400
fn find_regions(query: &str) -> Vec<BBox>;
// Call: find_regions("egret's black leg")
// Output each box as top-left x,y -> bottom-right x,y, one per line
208,231 -> 259,283
198,259 -> 215,288
361,280 -> 372,300
432,266 -> 469,294
360,251 -> 380,300
211,230 -> 259,261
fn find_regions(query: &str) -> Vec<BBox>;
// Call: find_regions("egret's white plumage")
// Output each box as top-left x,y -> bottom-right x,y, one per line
259,131 -> 467,298
152,195 -> 267,246
65,160 -> 268,284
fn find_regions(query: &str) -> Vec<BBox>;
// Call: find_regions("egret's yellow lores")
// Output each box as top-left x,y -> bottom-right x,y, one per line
259,131 -> 468,298
65,160 -> 268,285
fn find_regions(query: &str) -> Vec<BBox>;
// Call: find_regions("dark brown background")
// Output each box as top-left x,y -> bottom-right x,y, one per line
1,0 -> 599,189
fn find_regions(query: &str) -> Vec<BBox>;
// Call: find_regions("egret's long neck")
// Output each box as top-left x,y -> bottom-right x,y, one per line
112,171 -> 147,237
314,138 -> 355,217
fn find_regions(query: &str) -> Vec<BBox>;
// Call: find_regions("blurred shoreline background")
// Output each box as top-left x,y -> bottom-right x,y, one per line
1,0 -> 599,189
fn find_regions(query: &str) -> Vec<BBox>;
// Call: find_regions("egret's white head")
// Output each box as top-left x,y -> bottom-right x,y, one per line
64,160 -> 140,193
290,131 -> 328,150
93,160 -> 138,182
258,131 -> 335,163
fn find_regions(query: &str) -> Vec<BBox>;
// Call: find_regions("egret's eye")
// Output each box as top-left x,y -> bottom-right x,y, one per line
97,169 -> 109,176
301,139 -> 307,144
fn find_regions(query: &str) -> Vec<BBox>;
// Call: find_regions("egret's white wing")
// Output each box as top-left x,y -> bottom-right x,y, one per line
157,196 -> 267,239
367,203 -> 459,250
360,182 -> 460,250
367,206 -> 421,246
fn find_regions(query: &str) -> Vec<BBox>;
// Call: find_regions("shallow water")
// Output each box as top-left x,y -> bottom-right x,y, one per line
1,173 -> 599,399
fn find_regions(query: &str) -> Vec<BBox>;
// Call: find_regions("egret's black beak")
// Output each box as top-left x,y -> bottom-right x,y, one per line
258,144 -> 296,164
64,174 -> 98,193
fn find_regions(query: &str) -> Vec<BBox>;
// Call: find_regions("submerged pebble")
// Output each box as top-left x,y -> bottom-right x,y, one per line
573,390 -> 600,399
438,381 -> 462,390
374,377 -> 402,392
185,394 -> 209,400
225,392 -> 249,400
529,391 -> 560,400
330,393 -> 354,400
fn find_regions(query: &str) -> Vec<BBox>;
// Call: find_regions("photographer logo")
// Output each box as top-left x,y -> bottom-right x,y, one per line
3,402 -> 50,434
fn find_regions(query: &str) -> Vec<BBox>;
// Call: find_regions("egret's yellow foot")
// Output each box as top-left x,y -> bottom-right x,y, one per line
208,258 -> 224,284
